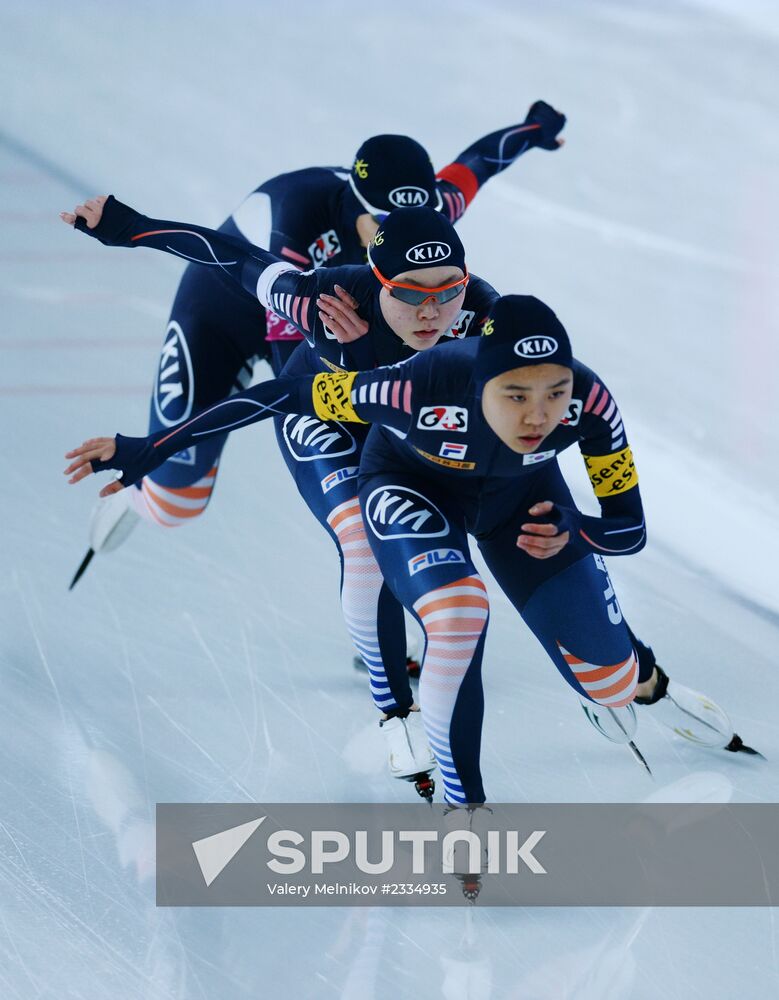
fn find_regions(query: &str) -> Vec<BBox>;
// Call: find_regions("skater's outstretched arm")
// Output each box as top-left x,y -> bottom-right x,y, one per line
64,364 -> 418,496
61,196 -> 368,348
436,100 -> 566,221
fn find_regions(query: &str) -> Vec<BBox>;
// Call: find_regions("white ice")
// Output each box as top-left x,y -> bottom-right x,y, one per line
1,1 -> 778,997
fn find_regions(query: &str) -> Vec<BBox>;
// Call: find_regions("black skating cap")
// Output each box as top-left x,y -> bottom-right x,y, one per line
350,135 -> 439,215
475,295 -> 573,385
367,207 -> 466,280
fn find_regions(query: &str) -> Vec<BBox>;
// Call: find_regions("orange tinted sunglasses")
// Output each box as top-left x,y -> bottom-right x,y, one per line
370,261 -> 470,306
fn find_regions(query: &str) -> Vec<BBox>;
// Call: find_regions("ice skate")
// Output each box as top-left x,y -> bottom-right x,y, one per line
69,487 -> 141,589
443,805 -> 494,900
380,709 -> 436,802
579,700 -> 637,744
579,699 -> 652,775
636,666 -> 762,757
91,486 -> 141,552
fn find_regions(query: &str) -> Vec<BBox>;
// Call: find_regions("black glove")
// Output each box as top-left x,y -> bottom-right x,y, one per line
523,502 -> 581,539
524,100 -> 566,150
91,432 -> 161,487
74,195 -> 145,247
546,503 -> 581,538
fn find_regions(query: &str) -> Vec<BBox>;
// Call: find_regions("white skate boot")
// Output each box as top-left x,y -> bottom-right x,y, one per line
636,665 -> 761,756
90,487 -> 141,553
70,487 -> 141,589
580,698 -> 652,773
579,700 -> 637,744
380,709 -> 437,801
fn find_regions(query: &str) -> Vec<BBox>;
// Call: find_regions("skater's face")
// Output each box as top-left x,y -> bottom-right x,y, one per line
379,265 -> 467,352
481,364 -> 573,453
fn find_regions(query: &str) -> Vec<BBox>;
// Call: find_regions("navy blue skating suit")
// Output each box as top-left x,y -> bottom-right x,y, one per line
78,197 -> 497,710
141,114 -> 562,521
90,336 -> 646,805
76,196 -> 658,763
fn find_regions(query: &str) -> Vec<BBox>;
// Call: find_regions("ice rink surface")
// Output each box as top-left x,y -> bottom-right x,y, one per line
1,1 -> 778,996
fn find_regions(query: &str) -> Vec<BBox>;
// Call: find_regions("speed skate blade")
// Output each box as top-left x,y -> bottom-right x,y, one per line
69,548 -> 95,590
628,740 -> 653,776
725,734 -> 765,759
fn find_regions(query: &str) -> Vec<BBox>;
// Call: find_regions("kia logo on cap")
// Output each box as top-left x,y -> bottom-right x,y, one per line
514,336 -> 559,359
405,241 -> 451,264
389,186 -> 430,208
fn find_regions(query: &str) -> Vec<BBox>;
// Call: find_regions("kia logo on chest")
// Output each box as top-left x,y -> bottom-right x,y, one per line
405,241 -> 451,264
389,186 -> 430,208
514,335 -> 559,359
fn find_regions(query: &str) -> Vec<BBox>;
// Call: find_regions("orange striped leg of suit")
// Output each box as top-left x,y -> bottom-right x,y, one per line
477,540 -> 640,710
327,497 -> 403,712
413,576 -> 490,805
559,644 -> 638,708
128,464 -> 220,527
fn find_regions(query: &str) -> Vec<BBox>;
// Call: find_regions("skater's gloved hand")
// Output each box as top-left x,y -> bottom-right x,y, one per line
60,195 -> 141,246
60,195 -> 107,229
65,436 -> 120,493
523,100 -> 566,150
517,500 -> 579,558
317,284 -> 369,343
65,433 -> 156,497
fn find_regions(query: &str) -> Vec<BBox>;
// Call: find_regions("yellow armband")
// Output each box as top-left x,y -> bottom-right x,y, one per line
312,372 -> 367,424
582,446 -> 638,498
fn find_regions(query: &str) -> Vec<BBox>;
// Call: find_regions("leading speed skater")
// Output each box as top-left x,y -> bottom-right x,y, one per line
64,289 -> 761,803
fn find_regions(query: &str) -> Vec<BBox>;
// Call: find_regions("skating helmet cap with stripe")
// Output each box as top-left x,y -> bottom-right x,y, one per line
475,295 -> 573,385
367,207 -> 466,281
350,134 -> 440,215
